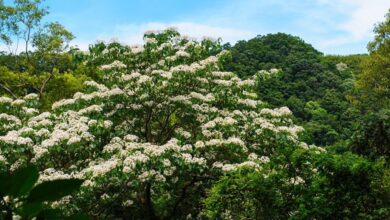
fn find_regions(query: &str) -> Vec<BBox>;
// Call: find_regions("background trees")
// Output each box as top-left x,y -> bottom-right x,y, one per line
223,33 -> 362,146
224,33 -> 322,78
351,9 -> 390,161
204,152 -> 388,219
357,9 -> 390,111
0,0 -> 17,47
0,0 -> 47,57
0,0 -> 92,111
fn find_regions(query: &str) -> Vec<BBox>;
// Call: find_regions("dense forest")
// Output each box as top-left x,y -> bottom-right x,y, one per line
0,1 -> 389,219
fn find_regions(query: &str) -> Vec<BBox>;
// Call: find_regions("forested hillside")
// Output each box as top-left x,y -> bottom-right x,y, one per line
223,33 -> 367,147
0,1 -> 389,219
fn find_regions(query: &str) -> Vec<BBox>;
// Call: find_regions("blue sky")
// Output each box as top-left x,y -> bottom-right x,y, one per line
26,0 -> 390,54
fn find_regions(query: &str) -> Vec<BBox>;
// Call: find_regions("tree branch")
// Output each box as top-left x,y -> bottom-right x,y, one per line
39,73 -> 53,99
0,82 -> 17,98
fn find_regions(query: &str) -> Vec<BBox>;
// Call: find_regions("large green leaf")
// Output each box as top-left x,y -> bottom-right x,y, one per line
37,210 -> 90,220
66,213 -> 91,220
0,172 -> 11,195
18,202 -> 43,219
36,209 -> 63,220
0,165 -> 39,197
27,179 -> 84,202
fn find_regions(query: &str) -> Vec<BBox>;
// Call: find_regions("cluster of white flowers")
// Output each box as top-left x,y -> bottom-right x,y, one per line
11,99 -> 26,106
27,112 -> 52,128
212,71 -> 235,78
144,37 -> 157,44
258,68 -> 281,76
0,154 -> 6,163
220,161 -> 259,172
0,113 -> 21,129
336,62 -> 348,71
189,92 -> 215,102
260,106 -> 292,117
166,50 -> 191,61
0,131 -> 33,146
289,176 -> 305,185
121,72 -> 141,82
237,98 -> 258,108
23,93 -> 39,100
130,44 -> 144,54
175,128 -> 192,139
81,157 -> 119,177
38,168 -> 80,183
202,116 -> 237,130
83,81 -> 108,92
52,98 -> 76,110
100,60 -> 127,70
175,50 -> 190,57
213,79 -> 232,87
0,97 -> 13,104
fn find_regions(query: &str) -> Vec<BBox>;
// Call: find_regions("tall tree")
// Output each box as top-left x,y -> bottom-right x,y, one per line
32,22 -> 74,54
0,0 -> 18,51
351,9 -> 390,161
14,0 -> 47,59
357,9 -> 390,110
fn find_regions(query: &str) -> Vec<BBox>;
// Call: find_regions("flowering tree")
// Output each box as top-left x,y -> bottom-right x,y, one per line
0,28 -> 324,219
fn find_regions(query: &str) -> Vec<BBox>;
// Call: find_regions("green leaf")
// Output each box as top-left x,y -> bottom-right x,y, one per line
37,210 -> 90,220
66,213 -> 91,220
36,209 -> 64,219
0,172 -> 11,195
27,179 -> 84,203
18,202 -> 43,219
1,165 -> 39,197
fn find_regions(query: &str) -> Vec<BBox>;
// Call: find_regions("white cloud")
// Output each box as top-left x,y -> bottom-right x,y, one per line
339,0 -> 389,40
316,0 -> 390,47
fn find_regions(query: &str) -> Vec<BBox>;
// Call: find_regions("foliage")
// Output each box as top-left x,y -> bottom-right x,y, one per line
9,0 -> 48,56
0,164 -> 86,219
0,0 -> 86,111
0,0 -> 17,46
350,10 -> 390,162
204,152 -> 389,219
32,22 -> 75,54
224,32 -> 363,146
357,9 -> 390,110
351,109 -> 390,161
224,32 -> 322,78
0,66 -> 89,110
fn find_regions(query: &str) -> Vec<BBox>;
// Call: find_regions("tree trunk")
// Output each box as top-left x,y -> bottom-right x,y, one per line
25,27 -> 31,62
144,183 -> 160,220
